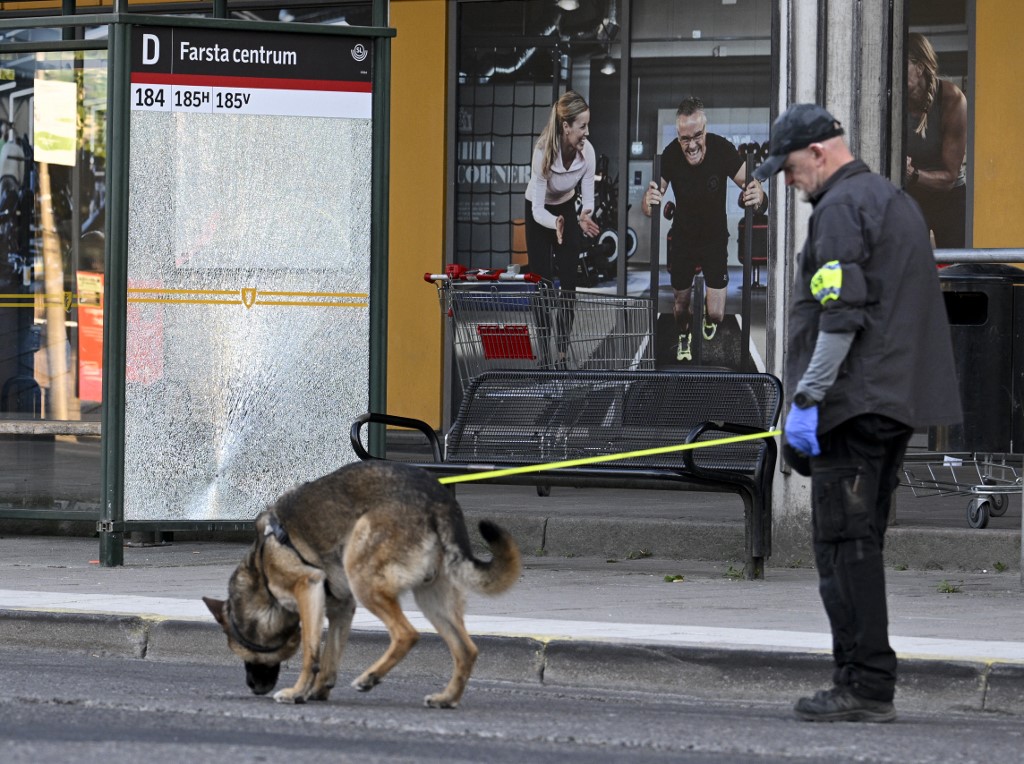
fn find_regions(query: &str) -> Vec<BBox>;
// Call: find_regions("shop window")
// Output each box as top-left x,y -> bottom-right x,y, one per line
0,50 -> 107,422
904,0 -> 970,248
454,0 -> 773,371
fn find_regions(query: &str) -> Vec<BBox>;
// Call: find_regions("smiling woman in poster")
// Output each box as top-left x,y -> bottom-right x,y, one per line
524,90 -> 601,289
523,90 -> 601,366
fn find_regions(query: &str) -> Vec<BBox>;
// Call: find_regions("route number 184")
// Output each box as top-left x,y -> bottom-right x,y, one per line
134,87 -> 165,108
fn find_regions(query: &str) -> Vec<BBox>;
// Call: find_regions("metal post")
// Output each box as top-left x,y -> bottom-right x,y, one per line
99,19 -> 130,567
648,156 -> 660,357
368,0 -> 391,457
213,0 -> 228,19
61,0 -> 75,40
615,0 -> 631,297
740,152 -> 754,371
691,274 -> 705,366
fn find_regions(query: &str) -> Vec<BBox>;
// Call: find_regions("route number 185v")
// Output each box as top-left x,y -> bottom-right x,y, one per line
216,92 -> 251,109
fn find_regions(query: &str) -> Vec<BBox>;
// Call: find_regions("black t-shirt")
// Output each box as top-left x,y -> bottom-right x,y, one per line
660,132 -> 743,245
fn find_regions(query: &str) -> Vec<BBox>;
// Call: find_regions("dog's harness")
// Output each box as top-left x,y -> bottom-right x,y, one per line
223,513 -> 316,655
227,536 -> 292,655
264,513 -> 337,600
227,607 -> 291,654
265,513 -> 320,569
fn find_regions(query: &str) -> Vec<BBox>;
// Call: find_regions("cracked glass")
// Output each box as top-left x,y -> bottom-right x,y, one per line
125,111 -> 371,521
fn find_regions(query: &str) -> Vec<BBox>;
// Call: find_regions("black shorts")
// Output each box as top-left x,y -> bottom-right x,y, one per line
667,232 -> 729,291
524,198 -> 581,291
908,184 -> 966,249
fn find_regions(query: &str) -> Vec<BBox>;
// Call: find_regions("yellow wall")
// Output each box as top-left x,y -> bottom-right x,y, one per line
387,0 -> 446,427
973,0 -> 1024,247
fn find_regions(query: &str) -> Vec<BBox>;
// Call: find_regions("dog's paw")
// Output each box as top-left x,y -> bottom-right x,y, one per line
309,684 -> 334,701
424,693 -> 458,709
273,688 -> 308,704
352,673 -> 380,692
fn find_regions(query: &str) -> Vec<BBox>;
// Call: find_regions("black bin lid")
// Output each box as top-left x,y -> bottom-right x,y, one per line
939,263 -> 1024,283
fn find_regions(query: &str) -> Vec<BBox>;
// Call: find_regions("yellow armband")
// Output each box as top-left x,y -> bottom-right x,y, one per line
810,260 -> 842,305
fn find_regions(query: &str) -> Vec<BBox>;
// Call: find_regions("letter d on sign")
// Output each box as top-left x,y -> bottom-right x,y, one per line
142,34 -> 160,65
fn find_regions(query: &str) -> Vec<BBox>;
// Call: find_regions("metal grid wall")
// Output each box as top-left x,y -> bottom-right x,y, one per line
456,52 -> 556,270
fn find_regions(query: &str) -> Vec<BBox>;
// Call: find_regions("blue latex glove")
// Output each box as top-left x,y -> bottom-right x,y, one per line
785,403 -> 821,457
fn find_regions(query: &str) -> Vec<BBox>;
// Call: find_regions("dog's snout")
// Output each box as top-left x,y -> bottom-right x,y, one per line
245,661 -> 281,696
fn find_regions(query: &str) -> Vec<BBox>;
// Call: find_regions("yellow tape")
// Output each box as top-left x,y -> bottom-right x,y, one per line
438,429 -> 782,485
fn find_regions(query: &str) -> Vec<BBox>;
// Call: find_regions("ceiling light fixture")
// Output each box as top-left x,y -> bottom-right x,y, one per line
599,0 -> 620,40
556,0 -> 580,11
600,55 -> 616,75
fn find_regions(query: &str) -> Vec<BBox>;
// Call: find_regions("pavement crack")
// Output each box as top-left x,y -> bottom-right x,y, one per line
139,623 -> 150,659
979,664 -> 991,711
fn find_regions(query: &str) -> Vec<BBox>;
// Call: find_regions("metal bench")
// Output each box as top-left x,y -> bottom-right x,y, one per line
351,369 -> 782,579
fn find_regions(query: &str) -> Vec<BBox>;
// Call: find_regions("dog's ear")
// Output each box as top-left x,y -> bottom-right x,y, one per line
202,596 -> 227,627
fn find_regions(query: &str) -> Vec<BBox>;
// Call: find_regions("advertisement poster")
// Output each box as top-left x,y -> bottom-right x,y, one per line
76,271 -> 104,401
33,78 -> 77,167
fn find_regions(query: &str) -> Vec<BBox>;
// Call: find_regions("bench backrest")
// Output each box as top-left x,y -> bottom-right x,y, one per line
445,370 -> 782,472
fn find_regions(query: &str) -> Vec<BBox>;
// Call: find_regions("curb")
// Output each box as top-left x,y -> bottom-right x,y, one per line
1,609 -> 1022,715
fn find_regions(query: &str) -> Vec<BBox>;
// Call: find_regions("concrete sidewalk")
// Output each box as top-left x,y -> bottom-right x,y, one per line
0,530 -> 1022,716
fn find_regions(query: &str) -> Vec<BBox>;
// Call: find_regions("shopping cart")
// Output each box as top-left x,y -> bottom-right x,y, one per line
425,264 -> 655,388
900,452 -> 1022,529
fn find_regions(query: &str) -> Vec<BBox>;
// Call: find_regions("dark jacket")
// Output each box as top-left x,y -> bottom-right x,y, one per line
786,159 -> 962,432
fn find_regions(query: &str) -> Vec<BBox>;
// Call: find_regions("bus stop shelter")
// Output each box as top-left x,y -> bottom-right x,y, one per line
0,2 -> 393,565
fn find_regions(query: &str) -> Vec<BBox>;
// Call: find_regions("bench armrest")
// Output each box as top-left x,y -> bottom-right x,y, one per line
350,413 -> 443,463
681,420 -> 774,479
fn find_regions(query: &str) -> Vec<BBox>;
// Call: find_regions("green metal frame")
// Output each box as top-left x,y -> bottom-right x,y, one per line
0,4 -> 395,565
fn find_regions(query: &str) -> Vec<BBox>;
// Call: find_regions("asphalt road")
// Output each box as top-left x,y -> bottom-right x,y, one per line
1,646 -> 1022,763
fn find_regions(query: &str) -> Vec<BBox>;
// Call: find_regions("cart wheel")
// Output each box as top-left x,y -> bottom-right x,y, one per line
966,497 -> 991,529
536,485 -> 551,497
989,493 -> 1009,517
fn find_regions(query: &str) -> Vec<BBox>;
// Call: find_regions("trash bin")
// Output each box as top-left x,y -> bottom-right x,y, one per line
929,263 -> 1024,453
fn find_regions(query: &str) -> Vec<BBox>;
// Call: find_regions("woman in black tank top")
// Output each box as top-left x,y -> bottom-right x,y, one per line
905,32 -> 968,248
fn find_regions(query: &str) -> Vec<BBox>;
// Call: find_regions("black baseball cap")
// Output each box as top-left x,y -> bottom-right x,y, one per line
753,104 -> 845,181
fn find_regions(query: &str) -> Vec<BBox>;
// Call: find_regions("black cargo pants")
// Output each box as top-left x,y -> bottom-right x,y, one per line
809,413 -> 913,703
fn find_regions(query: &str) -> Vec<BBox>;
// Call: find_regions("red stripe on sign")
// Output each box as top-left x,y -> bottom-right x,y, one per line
130,72 -> 372,93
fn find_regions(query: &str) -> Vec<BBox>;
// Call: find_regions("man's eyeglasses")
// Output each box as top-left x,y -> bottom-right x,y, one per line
678,130 -> 705,146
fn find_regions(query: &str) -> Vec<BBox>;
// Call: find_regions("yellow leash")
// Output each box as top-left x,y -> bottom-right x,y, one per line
437,429 -> 782,485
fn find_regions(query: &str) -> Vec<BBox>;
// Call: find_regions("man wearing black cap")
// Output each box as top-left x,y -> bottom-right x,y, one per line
755,104 -> 961,722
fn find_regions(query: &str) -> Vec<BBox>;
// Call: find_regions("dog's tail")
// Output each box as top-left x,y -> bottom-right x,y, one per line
453,520 -> 522,595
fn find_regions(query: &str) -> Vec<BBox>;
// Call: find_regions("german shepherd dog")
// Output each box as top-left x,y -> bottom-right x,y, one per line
203,460 -> 521,708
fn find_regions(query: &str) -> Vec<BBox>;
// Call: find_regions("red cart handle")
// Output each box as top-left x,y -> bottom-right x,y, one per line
424,264 -> 541,283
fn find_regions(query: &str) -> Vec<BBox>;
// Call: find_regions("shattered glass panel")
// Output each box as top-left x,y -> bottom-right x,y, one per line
125,112 -> 371,521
